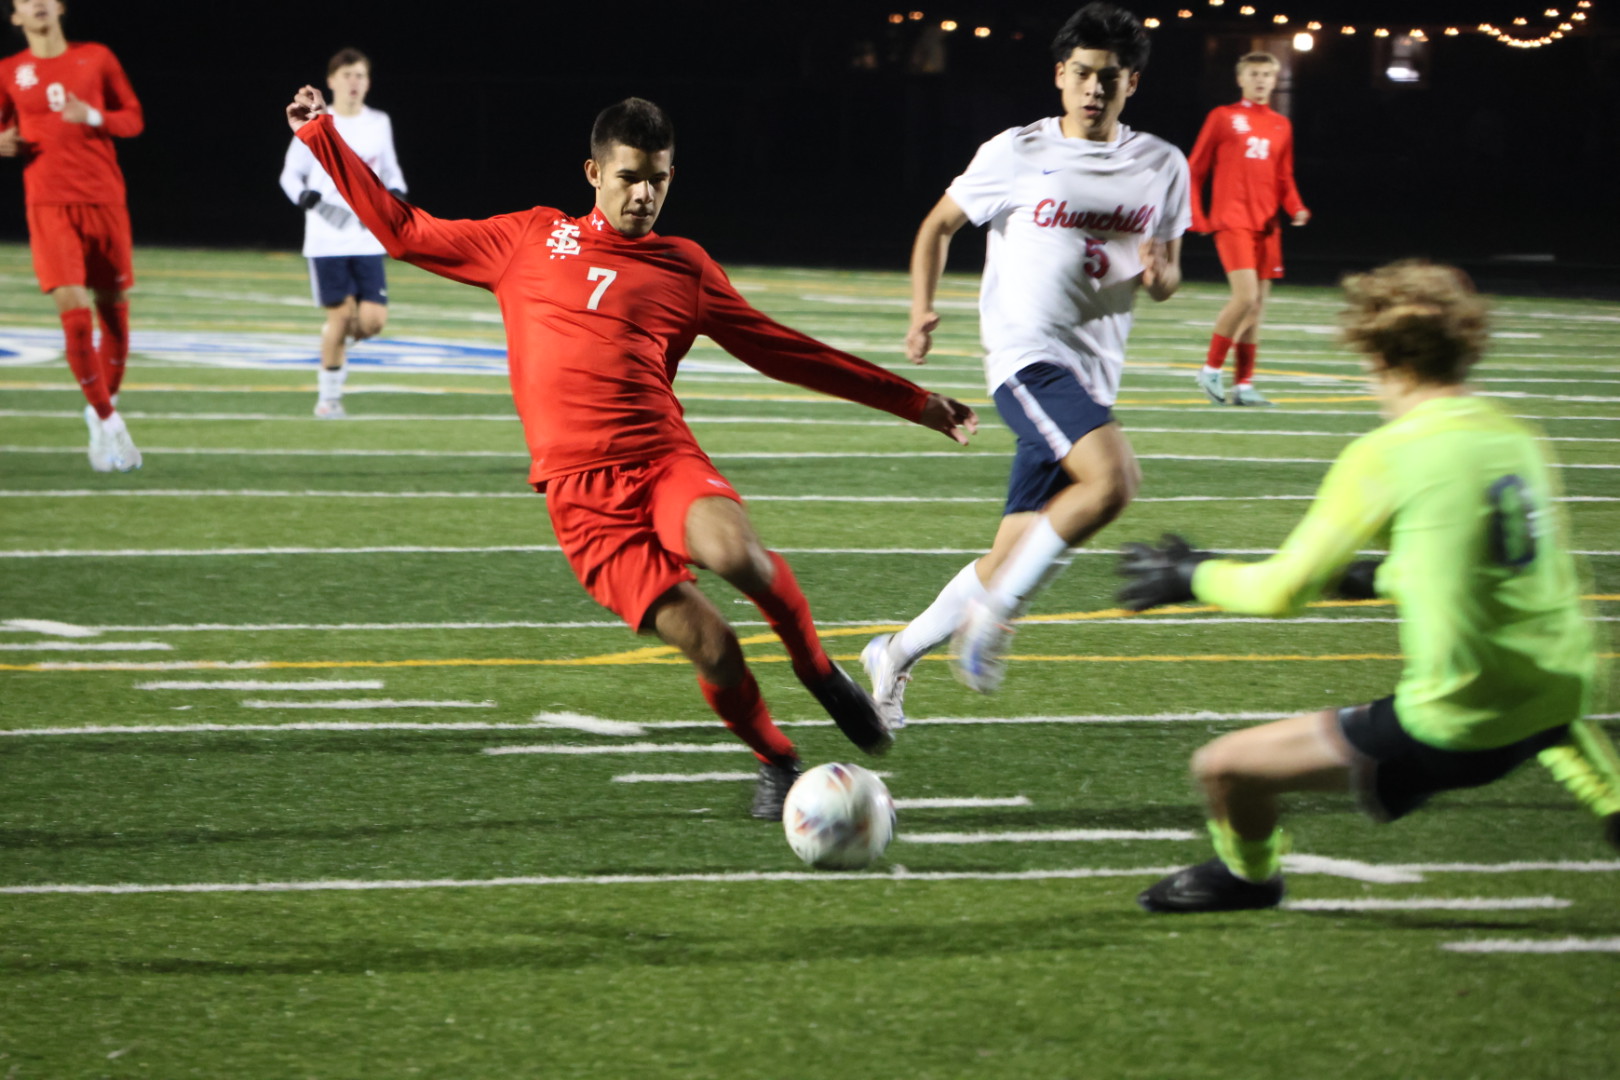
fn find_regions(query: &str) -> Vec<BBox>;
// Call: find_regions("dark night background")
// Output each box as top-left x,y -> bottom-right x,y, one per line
3,1 -> 1616,295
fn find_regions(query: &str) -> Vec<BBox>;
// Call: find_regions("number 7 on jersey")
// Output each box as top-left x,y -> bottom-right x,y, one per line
586,267 -> 617,310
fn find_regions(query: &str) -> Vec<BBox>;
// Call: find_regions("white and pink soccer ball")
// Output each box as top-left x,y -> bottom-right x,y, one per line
782,762 -> 896,869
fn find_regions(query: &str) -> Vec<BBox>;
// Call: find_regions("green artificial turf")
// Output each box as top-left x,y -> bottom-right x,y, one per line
1,245 -> 1617,1078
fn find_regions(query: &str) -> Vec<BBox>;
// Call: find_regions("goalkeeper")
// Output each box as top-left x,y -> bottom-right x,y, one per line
1116,259 -> 1618,913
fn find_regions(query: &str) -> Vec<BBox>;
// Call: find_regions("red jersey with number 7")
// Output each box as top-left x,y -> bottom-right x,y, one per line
0,42 -> 142,205
1187,99 -> 1306,234
294,113 -> 931,488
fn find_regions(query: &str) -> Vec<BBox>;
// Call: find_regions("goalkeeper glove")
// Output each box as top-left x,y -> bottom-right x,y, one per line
1333,558 -> 1383,600
297,189 -> 321,210
314,201 -> 355,229
1116,533 -> 1215,612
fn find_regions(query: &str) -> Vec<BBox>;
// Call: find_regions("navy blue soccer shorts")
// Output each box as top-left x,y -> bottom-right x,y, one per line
309,255 -> 388,308
992,362 -> 1116,515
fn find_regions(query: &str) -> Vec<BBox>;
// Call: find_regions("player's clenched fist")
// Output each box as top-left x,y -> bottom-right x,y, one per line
905,310 -> 940,364
286,85 -> 327,132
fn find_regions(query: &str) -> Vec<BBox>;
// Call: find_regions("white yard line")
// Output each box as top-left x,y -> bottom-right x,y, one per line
4,859 -> 1614,896
3,493 -> 1617,510
0,721 -> 586,736
1284,897 -> 1570,912
1442,936 -> 1620,954
137,679 -> 386,691
611,771 -> 896,784
240,699 -> 496,710
0,641 -> 172,652
0,618 -> 99,637
4,543 -> 1618,559
892,796 -> 1032,810
8,713 -> 1619,737
900,829 -> 1200,844
483,742 -> 751,756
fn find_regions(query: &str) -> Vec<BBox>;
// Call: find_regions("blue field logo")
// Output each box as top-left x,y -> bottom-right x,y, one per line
0,328 -> 513,375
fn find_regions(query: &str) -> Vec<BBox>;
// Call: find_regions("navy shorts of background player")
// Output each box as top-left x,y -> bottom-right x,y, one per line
309,253 -> 387,307
992,361 -> 1116,514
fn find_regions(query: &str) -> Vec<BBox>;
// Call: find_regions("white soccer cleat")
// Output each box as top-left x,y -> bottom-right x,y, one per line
1195,366 -> 1226,405
104,424 -> 142,472
83,404 -> 113,472
860,633 -> 911,730
314,397 -> 347,419
950,598 -> 1014,694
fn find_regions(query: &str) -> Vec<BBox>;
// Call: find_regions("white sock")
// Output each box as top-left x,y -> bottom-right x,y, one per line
986,515 -> 1069,616
100,411 -> 127,436
318,366 -> 348,400
892,560 -> 987,667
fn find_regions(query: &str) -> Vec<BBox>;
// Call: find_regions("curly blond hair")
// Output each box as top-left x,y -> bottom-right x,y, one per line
1340,260 -> 1490,384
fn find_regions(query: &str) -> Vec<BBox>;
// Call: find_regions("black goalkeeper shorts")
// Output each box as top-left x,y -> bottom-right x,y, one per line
1337,696 -> 1569,822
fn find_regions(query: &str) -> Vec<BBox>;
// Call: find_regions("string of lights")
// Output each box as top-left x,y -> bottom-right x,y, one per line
882,2 -> 1598,50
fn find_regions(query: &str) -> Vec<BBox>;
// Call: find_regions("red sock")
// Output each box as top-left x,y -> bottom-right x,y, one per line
95,299 -> 129,397
1235,343 -> 1258,385
61,308 -> 112,419
746,552 -> 834,686
1206,333 -> 1234,370
698,671 -> 797,765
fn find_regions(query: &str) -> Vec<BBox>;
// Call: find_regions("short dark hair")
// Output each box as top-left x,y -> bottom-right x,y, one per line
590,98 -> 675,161
1051,3 -> 1150,72
327,48 -> 369,78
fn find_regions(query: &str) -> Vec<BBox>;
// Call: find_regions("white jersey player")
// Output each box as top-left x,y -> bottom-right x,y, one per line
863,2 -> 1188,715
277,48 -> 406,417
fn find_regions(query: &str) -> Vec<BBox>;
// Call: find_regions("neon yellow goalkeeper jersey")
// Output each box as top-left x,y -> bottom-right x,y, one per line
1192,394 -> 1596,750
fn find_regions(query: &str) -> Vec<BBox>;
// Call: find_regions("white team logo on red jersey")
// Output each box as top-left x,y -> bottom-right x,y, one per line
1231,113 -> 1251,134
547,219 -> 582,260
14,64 -> 38,90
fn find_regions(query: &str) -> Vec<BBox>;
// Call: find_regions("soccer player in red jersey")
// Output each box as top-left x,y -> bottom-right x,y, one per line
285,86 -> 978,819
1187,52 -> 1309,407
0,0 -> 143,469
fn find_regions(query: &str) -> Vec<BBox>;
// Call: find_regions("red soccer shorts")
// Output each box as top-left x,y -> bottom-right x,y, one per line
1214,227 -> 1284,281
26,203 -> 135,294
546,450 -> 744,630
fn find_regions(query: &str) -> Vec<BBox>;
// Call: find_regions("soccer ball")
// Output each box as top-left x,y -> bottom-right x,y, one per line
782,762 -> 896,870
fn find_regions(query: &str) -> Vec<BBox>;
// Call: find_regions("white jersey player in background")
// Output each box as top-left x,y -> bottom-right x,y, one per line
278,47 -> 405,418
863,2 -> 1189,717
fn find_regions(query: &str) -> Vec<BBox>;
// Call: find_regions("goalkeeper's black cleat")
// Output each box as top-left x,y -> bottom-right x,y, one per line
750,759 -> 803,821
809,662 -> 894,756
1137,858 -> 1285,914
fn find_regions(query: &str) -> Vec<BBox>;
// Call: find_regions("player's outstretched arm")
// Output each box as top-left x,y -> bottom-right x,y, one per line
285,86 -> 522,290
1116,534 -> 1216,611
0,126 -> 22,158
907,195 -> 970,364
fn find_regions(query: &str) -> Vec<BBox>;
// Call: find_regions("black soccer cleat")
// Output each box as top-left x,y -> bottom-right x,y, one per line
1137,858 -> 1285,914
750,759 -> 804,821
808,662 -> 894,756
